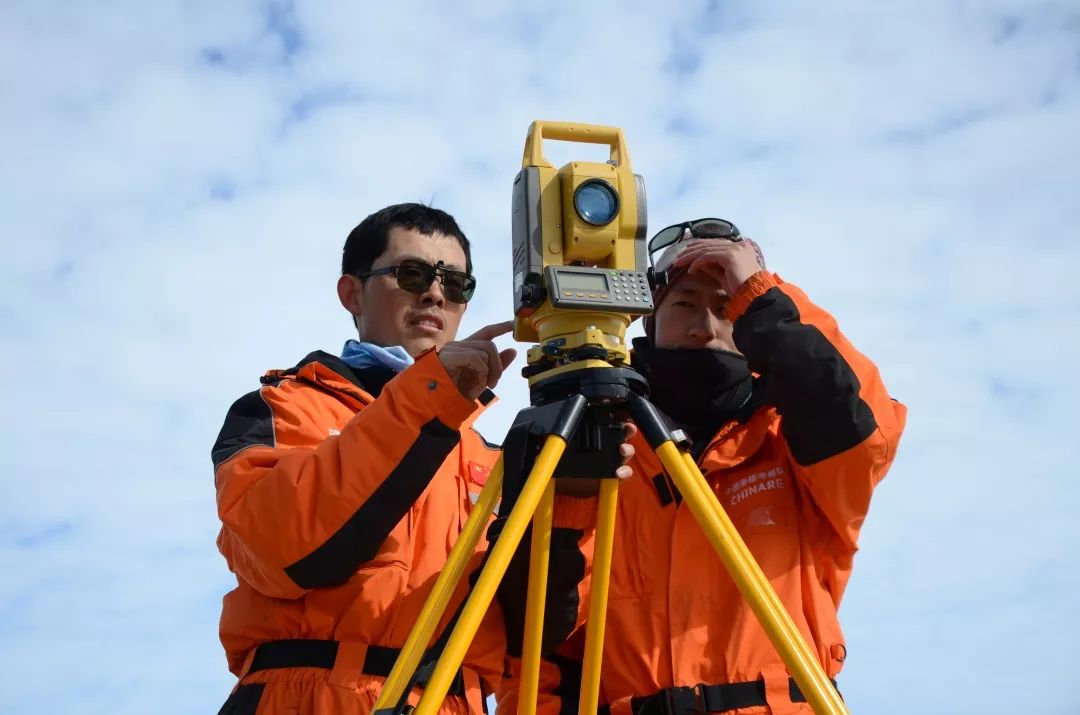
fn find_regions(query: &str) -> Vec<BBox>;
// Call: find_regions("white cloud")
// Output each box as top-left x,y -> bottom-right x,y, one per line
2,1 -> 1079,713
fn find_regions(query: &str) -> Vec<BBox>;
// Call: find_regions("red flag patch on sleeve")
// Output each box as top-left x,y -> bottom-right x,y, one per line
469,461 -> 491,486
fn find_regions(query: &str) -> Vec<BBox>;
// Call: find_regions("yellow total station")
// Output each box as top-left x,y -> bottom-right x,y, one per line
511,121 -> 650,372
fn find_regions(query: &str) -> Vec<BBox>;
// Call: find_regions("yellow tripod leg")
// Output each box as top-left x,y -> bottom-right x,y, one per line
578,477 -> 619,715
517,480 -> 555,715
659,442 -> 850,715
412,435 -> 568,715
372,457 -> 505,712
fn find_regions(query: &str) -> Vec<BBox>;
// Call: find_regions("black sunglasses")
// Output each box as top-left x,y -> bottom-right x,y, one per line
357,259 -> 477,304
648,217 -> 741,265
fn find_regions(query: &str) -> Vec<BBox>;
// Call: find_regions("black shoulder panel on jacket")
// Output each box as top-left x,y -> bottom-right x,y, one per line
734,287 -> 877,466
294,351 -> 370,390
211,390 -> 274,470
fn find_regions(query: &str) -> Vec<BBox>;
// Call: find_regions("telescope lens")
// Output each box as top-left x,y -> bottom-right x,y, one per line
573,180 -> 619,226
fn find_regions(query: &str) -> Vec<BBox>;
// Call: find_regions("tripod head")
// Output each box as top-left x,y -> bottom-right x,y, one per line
511,122 -> 654,381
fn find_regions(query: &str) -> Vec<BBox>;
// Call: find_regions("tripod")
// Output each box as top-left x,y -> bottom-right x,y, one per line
370,359 -> 850,715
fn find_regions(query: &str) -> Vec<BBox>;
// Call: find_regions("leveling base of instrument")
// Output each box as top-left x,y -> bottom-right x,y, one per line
372,363 -> 848,715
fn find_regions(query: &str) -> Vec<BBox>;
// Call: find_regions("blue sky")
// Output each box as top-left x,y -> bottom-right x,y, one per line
2,1 -> 1078,713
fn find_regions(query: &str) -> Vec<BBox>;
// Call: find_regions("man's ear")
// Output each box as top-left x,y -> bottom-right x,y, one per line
337,274 -> 363,327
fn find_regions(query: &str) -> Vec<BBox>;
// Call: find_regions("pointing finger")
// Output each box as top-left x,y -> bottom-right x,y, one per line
465,320 -> 515,342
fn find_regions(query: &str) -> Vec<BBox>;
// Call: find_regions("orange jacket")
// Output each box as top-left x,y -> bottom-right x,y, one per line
212,349 -> 506,715
498,274 -> 907,715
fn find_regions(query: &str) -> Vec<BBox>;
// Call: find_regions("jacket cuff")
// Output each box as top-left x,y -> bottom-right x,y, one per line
394,349 -> 480,429
724,270 -> 780,322
552,495 -> 598,529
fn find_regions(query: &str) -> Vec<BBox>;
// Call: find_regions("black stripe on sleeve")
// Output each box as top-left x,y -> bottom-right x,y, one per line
216,682 -> 266,715
733,287 -> 877,466
211,390 -> 275,470
284,417 -> 460,589
540,527 -> 587,654
498,527 -> 586,658
549,652 -> 583,715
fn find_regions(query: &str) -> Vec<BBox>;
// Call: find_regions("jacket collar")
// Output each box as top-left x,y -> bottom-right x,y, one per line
263,350 -> 497,424
261,350 -> 378,407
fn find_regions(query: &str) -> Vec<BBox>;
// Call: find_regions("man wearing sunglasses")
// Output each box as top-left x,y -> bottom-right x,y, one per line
210,203 -> 522,715
504,218 -> 907,715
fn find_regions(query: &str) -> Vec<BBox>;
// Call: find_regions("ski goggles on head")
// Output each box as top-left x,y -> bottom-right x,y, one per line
646,218 -> 742,293
357,258 -> 477,304
648,217 -> 741,272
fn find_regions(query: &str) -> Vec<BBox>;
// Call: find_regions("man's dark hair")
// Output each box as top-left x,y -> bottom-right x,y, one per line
342,203 -> 473,276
